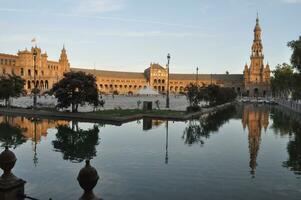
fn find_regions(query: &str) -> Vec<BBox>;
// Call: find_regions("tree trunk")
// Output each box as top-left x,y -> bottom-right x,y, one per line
5,98 -> 9,107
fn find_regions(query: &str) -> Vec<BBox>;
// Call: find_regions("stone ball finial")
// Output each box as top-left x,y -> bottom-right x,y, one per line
0,146 -> 17,180
77,160 -> 101,200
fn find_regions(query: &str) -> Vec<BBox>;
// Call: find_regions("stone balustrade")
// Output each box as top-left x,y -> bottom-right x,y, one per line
276,99 -> 301,114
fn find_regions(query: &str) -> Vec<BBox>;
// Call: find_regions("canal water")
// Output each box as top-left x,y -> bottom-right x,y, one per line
0,104 -> 300,200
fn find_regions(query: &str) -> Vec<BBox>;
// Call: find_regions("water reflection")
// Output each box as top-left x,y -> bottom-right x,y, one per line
270,108 -> 301,175
165,121 -> 169,164
0,116 -> 68,142
241,104 -> 270,177
52,122 -> 100,163
143,119 -> 165,131
182,106 -> 236,146
0,104 -> 301,180
0,118 -> 26,149
0,116 -> 69,166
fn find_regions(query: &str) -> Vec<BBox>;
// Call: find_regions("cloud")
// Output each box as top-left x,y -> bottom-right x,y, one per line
282,0 -> 301,3
0,7 -> 205,30
0,8 -> 32,13
92,31 -> 217,38
75,0 -> 126,13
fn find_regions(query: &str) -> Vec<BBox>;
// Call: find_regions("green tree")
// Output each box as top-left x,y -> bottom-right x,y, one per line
185,83 -> 203,112
51,71 -> 99,112
203,85 -> 236,106
288,36 -> 301,72
292,73 -> 301,100
0,74 -> 25,107
270,63 -> 294,98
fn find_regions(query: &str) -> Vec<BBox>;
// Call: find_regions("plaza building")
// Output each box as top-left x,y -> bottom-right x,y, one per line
0,46 -> 70,93
0,16 -> 270,96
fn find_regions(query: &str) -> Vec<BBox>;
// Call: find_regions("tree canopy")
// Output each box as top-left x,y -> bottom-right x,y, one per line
288,36 -> 301,72
270,63 -> 294,98
185,83 -> 203,111
185,84 -> 237,112
51,71 -> 99,112
202,85 -> 237,107
0,74 -> 25,106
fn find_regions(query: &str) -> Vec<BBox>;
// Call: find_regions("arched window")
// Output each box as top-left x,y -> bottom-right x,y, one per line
27,81 -> 31,89
40,80 -> 44,89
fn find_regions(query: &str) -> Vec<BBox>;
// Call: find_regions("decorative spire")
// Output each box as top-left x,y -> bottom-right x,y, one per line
254,13 -> 261,33
256,12 -> 259,24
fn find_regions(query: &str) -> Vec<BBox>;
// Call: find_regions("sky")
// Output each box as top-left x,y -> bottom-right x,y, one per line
0,0 -> 300,74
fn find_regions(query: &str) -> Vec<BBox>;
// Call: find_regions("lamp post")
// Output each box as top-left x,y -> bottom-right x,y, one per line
166,53 -> 170,109
196,67 -> 199,85
33,49 -> 37,109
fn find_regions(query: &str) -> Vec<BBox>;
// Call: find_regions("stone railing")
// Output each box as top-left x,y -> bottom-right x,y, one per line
276,99 -> 301,114
0,147 -> 102,200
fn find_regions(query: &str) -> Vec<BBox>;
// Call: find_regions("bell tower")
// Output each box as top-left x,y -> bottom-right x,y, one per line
250,15 -> 264,82
59,45 -> 70,72
244,15 -> 270,97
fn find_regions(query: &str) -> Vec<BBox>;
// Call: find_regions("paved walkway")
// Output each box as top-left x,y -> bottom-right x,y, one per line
2,95 -> 199,111
0,102 -> 234,125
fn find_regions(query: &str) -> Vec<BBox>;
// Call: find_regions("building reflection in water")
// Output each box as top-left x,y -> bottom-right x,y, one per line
142,118 -> 165,131
0,116 -> 68,166
241,104 -> 269,177
0,117 -> 27,149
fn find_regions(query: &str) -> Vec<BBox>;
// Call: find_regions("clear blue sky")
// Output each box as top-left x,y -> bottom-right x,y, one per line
0,0 -> 300,74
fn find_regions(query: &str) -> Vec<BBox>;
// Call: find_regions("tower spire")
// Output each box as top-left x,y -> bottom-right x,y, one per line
256,12 -> 259,23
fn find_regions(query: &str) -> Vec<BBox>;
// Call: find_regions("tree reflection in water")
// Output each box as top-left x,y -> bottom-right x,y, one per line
0,119 -> 27,149
183,106 -> 236,146
271,108 -> 301,175
52,122 -> 100,163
